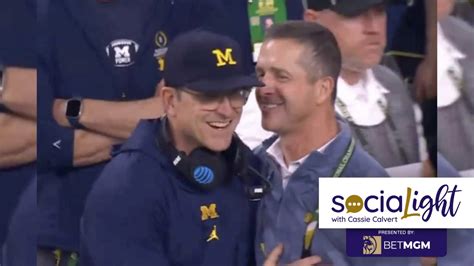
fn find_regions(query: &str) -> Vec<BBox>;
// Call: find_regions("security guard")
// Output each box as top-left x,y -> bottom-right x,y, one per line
80,30 -> 265,265
37,0 -> 230,264
0,0 -> 37,262
304,0 -> 421,168
253,21 -> 418,266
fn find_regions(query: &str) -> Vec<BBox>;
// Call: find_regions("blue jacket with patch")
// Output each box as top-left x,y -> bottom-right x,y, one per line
37,0 -> 236,251
254,121 -> 419,265
80,119 -> 259,266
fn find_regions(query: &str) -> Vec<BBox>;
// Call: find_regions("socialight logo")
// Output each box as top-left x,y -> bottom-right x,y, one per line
319,178 -> 474,228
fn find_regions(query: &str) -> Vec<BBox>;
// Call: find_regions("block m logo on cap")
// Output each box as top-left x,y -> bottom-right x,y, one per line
212,48 -> 237,67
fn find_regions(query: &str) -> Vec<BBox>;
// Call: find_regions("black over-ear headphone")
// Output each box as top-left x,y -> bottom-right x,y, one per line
155,116 -> 271,200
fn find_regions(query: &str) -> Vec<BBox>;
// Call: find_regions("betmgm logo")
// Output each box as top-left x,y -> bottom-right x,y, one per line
363,236 -> 382,255
362,235 -> 432,255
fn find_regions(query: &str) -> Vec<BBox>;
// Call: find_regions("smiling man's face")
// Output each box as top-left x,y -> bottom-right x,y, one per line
255,39 -> 322,135
168,88 -> 244,153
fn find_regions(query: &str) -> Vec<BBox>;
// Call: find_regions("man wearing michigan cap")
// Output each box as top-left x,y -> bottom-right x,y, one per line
304,0 -> 421,169
80,30 -> 267,265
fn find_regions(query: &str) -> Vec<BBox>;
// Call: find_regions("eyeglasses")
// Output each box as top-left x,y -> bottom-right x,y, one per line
180,87 -> 252,109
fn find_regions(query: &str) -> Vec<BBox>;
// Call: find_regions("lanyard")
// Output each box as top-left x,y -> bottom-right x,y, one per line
301,137 -> 356,258
447,67 -> 474,114
335,97 -> 409,164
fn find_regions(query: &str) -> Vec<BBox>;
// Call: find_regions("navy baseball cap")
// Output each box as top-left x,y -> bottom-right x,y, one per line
164,30 -> 263,93
306,0 -> 390,17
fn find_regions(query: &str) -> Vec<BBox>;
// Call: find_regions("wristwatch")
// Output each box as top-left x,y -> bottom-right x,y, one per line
65,98 -> 84,129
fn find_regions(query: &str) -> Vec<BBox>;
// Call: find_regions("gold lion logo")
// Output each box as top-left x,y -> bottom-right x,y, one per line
363,236 -> 382,255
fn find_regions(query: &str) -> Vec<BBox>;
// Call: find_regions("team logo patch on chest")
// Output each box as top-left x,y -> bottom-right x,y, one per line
154,31 -> 168,71
200,203 -> 219,221
105,39 -> 140,67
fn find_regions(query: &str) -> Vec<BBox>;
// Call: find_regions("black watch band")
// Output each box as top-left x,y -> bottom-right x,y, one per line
65,98 -> 84,129
67,115 -> 84,129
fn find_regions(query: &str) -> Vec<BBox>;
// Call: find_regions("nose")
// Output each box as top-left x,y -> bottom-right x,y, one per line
214,96 -> 236,117
257,75 -> 276,96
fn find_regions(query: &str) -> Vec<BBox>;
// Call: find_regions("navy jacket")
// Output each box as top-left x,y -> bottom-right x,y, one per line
36,0 -> 301,252
36,0 -> 235,251
80,119 -> 258,266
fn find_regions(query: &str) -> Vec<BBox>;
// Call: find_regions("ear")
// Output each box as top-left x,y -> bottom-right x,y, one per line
155,79 -> 165,96
314,76 -> 335,105
160,86 -> 178,116
303,9 -> 319,22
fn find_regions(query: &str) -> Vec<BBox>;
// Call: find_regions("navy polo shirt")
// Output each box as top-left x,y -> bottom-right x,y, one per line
0,0 -> 37,259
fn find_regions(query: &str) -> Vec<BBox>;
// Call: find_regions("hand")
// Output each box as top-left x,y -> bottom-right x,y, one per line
414,58 -> 436,102
263,244 -> 322,266
52,99 -> 69,127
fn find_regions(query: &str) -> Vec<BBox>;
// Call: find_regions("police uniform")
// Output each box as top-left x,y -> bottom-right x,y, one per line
37,0 -> 227,260
437,16 -> 474,171
254,121 -> 419,265
80,30 -> 264,265
0,0 -> 36,260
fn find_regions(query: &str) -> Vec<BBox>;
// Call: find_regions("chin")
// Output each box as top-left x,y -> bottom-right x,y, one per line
205,137 -> 233,152
261,119 -> 280,134
367,53 -> 383,66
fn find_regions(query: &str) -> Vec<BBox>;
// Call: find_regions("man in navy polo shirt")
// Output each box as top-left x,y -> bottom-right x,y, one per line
0,0 -> 37,263
37,0 -> 236,264
81,30 -> 265,265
